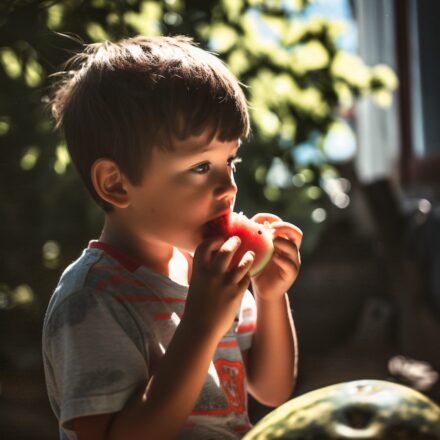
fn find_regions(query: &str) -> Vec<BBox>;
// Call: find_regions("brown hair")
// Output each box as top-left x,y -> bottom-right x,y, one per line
49,35 -> 251,211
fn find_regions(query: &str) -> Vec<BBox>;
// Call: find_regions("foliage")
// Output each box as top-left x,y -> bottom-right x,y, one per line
0,0 -> 397,369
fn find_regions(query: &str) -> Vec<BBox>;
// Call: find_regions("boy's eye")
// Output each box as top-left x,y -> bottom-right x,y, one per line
191,162 -> 210,174
191,155 -> 242,174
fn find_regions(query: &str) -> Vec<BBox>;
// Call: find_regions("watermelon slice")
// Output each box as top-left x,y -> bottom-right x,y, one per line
203,212 -> 275,277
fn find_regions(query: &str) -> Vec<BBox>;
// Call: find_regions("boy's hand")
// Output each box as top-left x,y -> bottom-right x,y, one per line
184,235 -> 255,339
250,213 -> 302,302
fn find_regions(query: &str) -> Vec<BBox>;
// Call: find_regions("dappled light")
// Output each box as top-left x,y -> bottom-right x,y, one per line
1,0 -> 439,439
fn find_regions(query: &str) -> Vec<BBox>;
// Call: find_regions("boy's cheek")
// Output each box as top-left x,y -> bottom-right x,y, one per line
143,219 -> 205,252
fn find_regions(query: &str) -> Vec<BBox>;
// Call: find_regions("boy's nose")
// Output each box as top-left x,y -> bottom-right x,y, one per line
214,172 -> 237,201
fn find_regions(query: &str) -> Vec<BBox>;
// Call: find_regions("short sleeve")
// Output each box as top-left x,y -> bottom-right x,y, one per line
43,287 -> 148,433
235,289 -> 257,351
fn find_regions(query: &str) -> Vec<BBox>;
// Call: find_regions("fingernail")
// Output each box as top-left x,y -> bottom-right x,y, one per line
232,236 -> 241,245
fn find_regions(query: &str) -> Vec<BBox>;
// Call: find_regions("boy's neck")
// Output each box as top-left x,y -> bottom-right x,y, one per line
98,216 -> 192,287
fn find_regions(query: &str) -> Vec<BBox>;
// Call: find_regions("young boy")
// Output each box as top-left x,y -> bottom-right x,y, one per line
42,35 -> 302,440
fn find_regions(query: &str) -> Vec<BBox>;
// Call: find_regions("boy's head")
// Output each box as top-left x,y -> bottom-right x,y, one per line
50,35 -> 251,213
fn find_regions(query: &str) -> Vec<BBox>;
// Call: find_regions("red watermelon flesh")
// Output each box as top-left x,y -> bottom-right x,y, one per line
203,212 -> 275,277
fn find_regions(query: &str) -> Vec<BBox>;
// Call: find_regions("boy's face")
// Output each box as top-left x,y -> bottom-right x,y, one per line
125,130 -> 241,252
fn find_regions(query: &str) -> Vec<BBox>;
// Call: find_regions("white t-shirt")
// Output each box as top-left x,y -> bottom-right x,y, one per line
42,240 -> 257,439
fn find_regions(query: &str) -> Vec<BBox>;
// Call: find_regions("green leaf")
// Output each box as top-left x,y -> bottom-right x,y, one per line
46,3 -> 64,30
0,48 -> 22,79
0,117 -> 11,136
124,1 -> 163,36
289,40 -> 330,74
331,52 -> 371,90
227,48 -> 251,76
54,143 -> 70,175
371,64 -> 399,90
25,57 -> 44,88
20,146 -> 40,171
210,23 -> 238,53
281,19 -> 307,46
221,0 -> 244,22
86,22 -> 110,42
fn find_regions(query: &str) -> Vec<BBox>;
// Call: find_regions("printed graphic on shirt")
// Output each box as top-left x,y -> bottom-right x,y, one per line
46,290 -> 98,338
191,364 -> 231,415
214,359 -> 246,414
73,367 -> 125,395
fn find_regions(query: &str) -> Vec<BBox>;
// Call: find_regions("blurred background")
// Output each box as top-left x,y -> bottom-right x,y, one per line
1,0 -> 439,438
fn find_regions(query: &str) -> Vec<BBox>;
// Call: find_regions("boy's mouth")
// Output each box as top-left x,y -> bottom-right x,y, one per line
203,213 -> 230,239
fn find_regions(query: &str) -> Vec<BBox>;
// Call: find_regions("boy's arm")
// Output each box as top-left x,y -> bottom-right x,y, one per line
242,292 -> 298,408
241,213 -> 302,408
73,317 -> 220,440
73,236 -> 255,440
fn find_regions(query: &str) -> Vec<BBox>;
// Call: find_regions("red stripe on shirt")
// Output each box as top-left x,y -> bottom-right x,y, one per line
217,341 -> 238,348
89,240 -> 141,271
191,408 -> 232,416
236,323 -> 256,333
96,276 -> 145,292
90,263 -> 126,272
234,424 -> 253,433
115,294 -> 186,303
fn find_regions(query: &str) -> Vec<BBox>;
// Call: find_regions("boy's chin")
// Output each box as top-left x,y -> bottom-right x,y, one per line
174,233 -> 202,254
173,226 -> 214,253
177,243 -> 197,254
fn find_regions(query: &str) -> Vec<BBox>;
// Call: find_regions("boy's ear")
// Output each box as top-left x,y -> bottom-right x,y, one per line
91,158 -> 130,209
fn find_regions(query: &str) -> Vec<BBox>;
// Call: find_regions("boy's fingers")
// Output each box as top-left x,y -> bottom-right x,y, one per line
274,243 -> 301,269
230,250 -> 255,284
273,236 -> 300,259
270,223 -> 303,248
251,214 -> 303,248
251,213 -> 283,223
195,236 -> 226,265
238,273 -> 252,291
212,236 -> 242,272
273,250 -> 301,274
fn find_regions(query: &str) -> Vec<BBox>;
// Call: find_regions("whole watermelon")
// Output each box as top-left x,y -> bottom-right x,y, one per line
243,380 -> 440,439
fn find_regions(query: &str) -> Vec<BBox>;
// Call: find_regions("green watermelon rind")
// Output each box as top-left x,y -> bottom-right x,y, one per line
243,379 -> 440,439
232,211 -> 274,278
249,245 -> 274,277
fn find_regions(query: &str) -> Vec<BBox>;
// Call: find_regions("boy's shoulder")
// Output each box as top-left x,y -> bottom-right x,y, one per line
44,242 -> 134,320
44,240 -> 188,324
42,242 -> 155,346
48,244 -> 111,304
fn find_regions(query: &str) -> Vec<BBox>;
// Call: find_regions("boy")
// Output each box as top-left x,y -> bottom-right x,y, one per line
42,35 -> 302,440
